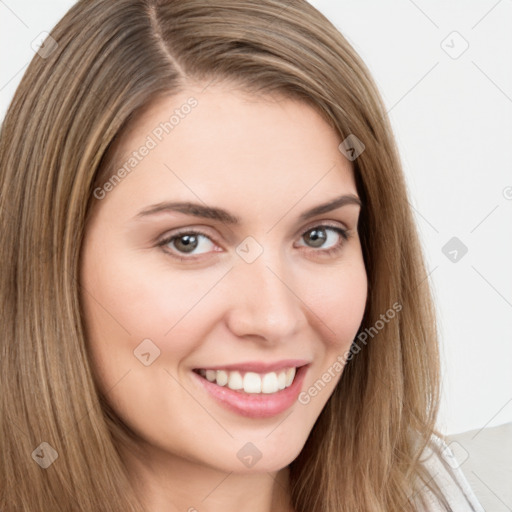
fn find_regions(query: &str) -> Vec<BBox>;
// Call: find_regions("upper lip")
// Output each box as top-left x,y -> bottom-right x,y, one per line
194,359 -> 311,373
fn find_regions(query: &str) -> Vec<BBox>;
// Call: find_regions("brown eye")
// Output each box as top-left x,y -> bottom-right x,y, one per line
159,230 -> 217,258
172,233 -> 200,253
303,227 -> 328,248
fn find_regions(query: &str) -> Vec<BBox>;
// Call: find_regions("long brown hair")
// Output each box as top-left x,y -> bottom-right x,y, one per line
0,1 -> 444,510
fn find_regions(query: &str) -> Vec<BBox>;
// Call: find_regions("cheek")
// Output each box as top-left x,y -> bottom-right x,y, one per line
79,247 -> 229,378
306,256 -> 368,348
295,258 -> 367,414
79,250 -> 225,444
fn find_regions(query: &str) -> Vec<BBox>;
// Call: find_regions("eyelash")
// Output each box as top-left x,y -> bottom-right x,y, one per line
157,223 -> 351,262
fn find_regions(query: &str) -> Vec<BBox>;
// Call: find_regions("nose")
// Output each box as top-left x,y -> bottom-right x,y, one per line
224,252 -> 306,343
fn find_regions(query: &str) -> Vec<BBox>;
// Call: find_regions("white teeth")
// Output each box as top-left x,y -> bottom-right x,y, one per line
228,371 -> 243,390
285,367 -> 296,387
277,371 -> 286,390
261,372 -> 278,393
216,370 -> 228,386
243,372 -> 261,393
197,366 -> 299,394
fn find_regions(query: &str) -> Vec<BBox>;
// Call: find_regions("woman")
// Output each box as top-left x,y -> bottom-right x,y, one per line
0,0 -> 484,510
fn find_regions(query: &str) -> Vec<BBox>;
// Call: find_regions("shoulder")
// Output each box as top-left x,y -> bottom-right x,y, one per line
414,433 -> 485,512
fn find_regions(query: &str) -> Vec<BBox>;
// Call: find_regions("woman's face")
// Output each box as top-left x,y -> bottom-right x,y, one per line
80,84 -> 367,475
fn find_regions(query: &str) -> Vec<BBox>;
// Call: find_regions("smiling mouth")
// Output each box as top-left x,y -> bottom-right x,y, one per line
193,366 -> 299,394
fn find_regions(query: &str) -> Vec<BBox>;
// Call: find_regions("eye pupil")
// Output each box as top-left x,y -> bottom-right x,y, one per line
306,228 -> 327,248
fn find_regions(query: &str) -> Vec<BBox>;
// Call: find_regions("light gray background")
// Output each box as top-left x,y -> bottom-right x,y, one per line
1,0 -> 511,436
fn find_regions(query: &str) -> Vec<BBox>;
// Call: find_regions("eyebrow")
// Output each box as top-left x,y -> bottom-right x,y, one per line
134,194 -> 362,224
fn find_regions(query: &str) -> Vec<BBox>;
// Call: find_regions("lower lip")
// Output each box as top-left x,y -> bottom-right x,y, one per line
191,365 -> 309,419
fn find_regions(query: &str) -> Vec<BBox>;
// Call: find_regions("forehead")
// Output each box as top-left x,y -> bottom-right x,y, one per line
97,85 -> 357,218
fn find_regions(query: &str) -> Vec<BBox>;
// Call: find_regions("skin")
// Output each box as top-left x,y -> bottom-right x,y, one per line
80,83 -> 368,512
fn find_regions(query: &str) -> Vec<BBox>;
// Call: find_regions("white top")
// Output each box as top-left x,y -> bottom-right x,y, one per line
415,434 -> 485,511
